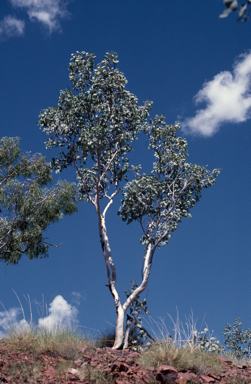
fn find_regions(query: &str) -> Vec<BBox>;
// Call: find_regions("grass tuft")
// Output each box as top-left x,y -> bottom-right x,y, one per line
138,341 -> 223,375
0,294 -> 251,383
226,374 -> 251,384
3,324 -> 94,360
95,327 -> 117,348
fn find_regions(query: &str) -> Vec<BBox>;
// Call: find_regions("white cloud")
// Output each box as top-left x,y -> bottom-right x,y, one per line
0,15 -> 25,39
0,307 -> 29,338
38,295 -> 78,330
0,295 -> 78,337
181,52 -> 251,137
9,0 -> 70,32
0,307 -> 21,336
71,291 -> 86,306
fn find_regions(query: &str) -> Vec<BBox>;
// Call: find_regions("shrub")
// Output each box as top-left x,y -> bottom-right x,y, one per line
223,318 -> 251,360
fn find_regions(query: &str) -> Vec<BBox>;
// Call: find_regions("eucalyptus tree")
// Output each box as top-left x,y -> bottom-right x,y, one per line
0,137 -> 78,265
38,51 -> 220,349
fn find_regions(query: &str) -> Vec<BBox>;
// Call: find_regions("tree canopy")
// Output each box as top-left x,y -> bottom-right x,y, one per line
38,51 -> 220,349
0,137 -> 78,265
220,0 -> 251,22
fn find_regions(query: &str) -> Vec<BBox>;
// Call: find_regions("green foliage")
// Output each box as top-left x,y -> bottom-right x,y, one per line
191,328 -> 225,354
38,51 -> 152,202
37,51 -> 220,348
124,281 -> 151,350
38,50 -> 220,254
119,118 -> 220,248
0,137 -> 78,265
223,318 -> 251,359
220,1 -> 251,22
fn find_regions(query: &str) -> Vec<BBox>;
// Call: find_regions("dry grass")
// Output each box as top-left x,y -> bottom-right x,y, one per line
142,308 -> 209,348
135,308 -> 251,376
1,317 -> 250,382
2,324 -> 95,360
0,292 -> 99,382
137,341 -> 223,375
0,294 -> 251,382
226,374 -> 251,384
77,365 -> 115,383
0,290 -> 96,360
95,327 -> 117,348
0,323 -> 126,384
0,324 -> 109,384
221,351 -> 251,367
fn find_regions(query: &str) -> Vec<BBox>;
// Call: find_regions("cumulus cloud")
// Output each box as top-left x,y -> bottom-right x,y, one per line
0,15 -> 25,39
38,295 -> 78,330
9,0 -> 70,32
0,307 -> 29,338
181,52 -> 251,137
0,295 -> 78,337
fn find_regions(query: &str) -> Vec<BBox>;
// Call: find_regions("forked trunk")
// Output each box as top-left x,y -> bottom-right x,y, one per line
112,243 -> 154,349
96,188 -> 155,350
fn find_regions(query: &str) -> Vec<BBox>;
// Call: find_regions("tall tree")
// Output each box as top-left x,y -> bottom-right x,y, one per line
38,51 -> 220,349
0,137 -> 78,265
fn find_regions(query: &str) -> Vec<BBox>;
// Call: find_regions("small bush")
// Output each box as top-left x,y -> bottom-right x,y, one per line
223,318 -> 251,360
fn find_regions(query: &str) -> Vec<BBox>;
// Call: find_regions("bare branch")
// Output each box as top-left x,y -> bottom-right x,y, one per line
139,217 -> 146,236
99,142 -> 119,184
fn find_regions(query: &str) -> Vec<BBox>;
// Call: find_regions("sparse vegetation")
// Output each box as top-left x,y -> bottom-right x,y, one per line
226,373 -> 251,384
223,317 -> 251,360
95,327 -> 117,349
1,321 -> 250,383
2,324 -> 94,360
138,341 -> 223,375
136,310 -> 226,375
0,325 -> 97,384
77,365 -> 115,384
0,295 -> 251,383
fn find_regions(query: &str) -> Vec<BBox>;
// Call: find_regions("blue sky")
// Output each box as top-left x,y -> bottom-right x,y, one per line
0,0 -> 250,347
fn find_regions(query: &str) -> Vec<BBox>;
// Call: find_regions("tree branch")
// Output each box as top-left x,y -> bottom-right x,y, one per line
123,243 -> 153,313
0,191 -> 56,254
69,141 -> 96,208
99,145 -> 119,184
126,314 -> 156,342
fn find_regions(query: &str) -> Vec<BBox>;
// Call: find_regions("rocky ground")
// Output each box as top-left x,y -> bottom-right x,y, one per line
0,340 -> 251,383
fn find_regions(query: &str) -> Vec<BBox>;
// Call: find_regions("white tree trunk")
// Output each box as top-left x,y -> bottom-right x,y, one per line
97,203 -> 125,349
123,243 -> 153,314
117,243 -> 154,349
97,188 -> 156,349
123,315 -> 131,349
111,243 -> 155,349
112,305 -> 125,349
